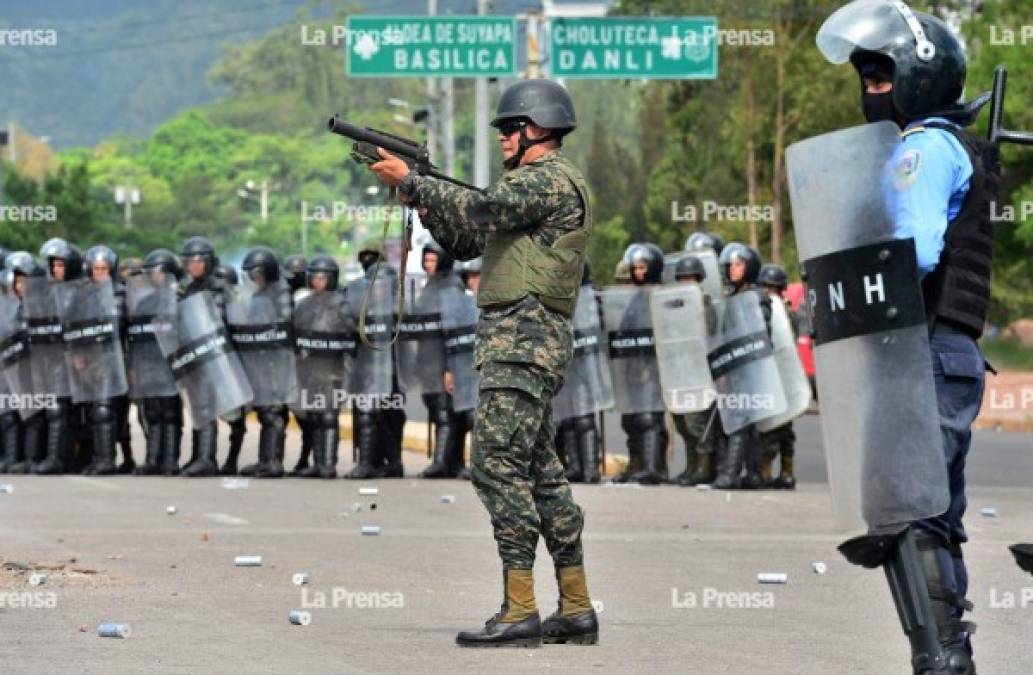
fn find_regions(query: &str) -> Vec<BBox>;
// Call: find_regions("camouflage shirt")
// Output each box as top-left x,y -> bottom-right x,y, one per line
403,150 -> 588,389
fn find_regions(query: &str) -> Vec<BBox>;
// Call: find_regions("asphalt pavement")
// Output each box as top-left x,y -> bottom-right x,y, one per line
1,412 -> 1031,674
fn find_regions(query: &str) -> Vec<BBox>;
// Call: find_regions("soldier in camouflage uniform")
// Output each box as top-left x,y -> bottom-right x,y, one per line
372,79 -> 598,648
757,264 -> 797,489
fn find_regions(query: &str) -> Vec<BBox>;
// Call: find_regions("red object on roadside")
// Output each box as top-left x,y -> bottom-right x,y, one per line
786,282 -> 815,379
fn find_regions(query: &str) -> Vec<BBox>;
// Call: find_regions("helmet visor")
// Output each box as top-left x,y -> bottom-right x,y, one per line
816,0 -> 910,64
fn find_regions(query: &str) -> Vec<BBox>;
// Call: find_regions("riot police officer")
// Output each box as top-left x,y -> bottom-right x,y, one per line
757,263 -> 798,489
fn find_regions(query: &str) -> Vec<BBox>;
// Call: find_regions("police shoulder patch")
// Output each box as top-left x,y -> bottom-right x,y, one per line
893,148 -> 922,191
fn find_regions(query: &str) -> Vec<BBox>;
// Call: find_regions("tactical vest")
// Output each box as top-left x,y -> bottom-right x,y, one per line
918,122 -> 1001,339
478,155 -> 593,318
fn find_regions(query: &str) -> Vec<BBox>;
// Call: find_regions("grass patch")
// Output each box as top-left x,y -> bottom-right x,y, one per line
981,340 -> 1033,371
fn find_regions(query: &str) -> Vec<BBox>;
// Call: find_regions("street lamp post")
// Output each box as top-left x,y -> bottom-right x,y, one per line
238,179 -> 270,223
114,185 -> 141,229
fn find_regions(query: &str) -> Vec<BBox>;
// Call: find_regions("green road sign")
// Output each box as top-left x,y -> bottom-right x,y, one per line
346,16 -> 518,77
550,17 -> 718,79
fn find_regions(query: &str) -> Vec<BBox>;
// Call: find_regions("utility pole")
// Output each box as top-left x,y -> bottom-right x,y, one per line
473,0 -> 490,188
237,179 -> 270,223
425,0 -> 439,164
0,127 -> 7,206
441,77 -> 456,177
526,11 -> 542,78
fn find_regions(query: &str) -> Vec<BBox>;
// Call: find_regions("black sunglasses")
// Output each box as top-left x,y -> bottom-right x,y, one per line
496,119 -> 528,137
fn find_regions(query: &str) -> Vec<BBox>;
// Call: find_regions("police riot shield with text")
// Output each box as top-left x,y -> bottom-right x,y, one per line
553,286 -> 614,422
293,291 -> 356,413
440,287 -> 480,414
396,275 -> 450,396
787,120 -> 947,532
347,273 -> 395,401
159,292 -> 253,429
600,286 -> 664,414
54,278 -> 128,403
226,279 -> 298,407
756,299 -> 813,432
125,274 -> 180,399
0,294 -> 37,420
22,276 -> 71,400
707,291 -> 787,434
650,283 -> 716,414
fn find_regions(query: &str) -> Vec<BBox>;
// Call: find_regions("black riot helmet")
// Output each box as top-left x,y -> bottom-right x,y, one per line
142,249 -> 183,280
492,79 -> 576,170
306,254 -> 340,291
719,243 -> 762,287
119,257 -> 143,280
422,241 -> 454,276
817,0 -> 968,123
7,250 -> 43,278
215,264 -> 238,286
39,238 -> 83,281
758,264 -> 788,291
283,254 -> 308,292
675,254 -> 707,283
684,231 -> 725,254
84,245 -> 119,280
180,236 -> 219,277
625,243 -> 664,286
242,246 -> 281,285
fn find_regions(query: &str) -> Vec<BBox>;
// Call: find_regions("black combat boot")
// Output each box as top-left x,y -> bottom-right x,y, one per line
713,429 -> 747,490
741,431 -> 766,490
772,454 -> 796,490
181,422 -> 218,477
574,415 -> 601,484
134,412 -> 163,476
373,408 -> 404,478
253,407 -> 286,478
542,565 -> 599,645
32,405 -> 68,475
687,452 -> 717,485
558,420 -> 583,483
420,395 -> 456,478
290,413 -> 314,476
456,569 -> 543,648
85,403 -> 118,476
10,414 -> 43,474
318,423 -> 339,479
223,415 -> 247,476
630,414 -> 666,485
160,421 -> 182,476
345,410 -> 379,479
0,411 -> 24,473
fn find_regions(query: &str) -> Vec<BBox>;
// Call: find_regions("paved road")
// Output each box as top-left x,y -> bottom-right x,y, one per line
0,416 -> 1030,674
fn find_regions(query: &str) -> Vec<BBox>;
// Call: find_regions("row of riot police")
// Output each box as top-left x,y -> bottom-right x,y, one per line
552,231 -> 812,490
0,236 -> 483,480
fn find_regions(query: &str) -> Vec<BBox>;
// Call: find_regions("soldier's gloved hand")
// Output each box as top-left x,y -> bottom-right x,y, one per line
370,148 -> 410,188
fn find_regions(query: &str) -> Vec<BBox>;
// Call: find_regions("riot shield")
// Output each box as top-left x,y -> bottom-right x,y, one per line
159,292 -> 253,429
600,286 -> 664,414
125,274 -> 180,399
347,273 -> 395,400
756,300 -> 812,432
22,276 -> 71,400
226,279 -> 298,408
662,249 -> 723,300
707,291 -> 787,434
293,291 -> 356,412
396,275 -> 448,395
553,286 -> 614,422
787,121 -> 947,532
0,295 -> 37,420
54,279 -> 128,403
649,284 -> 716,414
440,287 -> 480,413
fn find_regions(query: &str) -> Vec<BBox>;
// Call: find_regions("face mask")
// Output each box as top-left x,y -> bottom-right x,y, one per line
862,92 -> 899,126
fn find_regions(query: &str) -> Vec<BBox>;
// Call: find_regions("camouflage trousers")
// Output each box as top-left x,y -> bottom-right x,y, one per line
471,361 -> 585,570
673,402 -> 720,455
